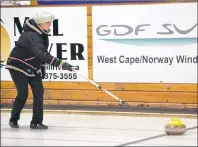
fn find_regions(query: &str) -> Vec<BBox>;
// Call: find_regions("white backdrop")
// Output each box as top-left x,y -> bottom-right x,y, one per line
92,3 -> 197,83
1,7 -> 88,81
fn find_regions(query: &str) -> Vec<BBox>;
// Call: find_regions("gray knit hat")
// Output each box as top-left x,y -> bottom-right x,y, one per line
33,11 -> 55,24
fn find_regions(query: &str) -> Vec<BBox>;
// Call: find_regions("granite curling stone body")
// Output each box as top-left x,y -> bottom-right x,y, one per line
165,118 -> 186,135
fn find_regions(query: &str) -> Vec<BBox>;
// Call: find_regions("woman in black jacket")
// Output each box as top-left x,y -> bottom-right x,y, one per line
6,12 -> 73,129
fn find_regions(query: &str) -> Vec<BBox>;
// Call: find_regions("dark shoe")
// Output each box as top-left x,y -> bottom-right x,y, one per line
30,123 -> 48,129
9,121 -> 19,128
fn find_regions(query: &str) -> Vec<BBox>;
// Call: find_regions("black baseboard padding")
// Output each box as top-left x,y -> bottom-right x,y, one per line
1,104 -> 197,115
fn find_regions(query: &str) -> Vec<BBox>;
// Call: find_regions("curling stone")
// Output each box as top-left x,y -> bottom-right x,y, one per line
165,118 -> 186,135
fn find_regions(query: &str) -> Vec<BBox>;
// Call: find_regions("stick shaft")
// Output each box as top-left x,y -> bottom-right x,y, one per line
74,71 -> 123,102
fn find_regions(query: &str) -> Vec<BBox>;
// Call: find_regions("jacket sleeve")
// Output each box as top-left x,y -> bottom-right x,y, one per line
27,34 -> 63,67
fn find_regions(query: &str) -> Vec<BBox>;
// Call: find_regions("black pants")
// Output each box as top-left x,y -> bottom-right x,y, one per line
9,69 -> 44,124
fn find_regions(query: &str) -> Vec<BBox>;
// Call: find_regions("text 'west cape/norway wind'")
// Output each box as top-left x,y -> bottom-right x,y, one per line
97,55 -> 198,65
95,23 -> 197,66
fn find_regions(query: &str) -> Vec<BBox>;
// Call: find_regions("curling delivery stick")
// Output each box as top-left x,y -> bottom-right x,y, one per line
72,68 -> 127,106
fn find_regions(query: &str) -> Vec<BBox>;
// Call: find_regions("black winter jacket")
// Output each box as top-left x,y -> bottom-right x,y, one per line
6,19 -> 63,77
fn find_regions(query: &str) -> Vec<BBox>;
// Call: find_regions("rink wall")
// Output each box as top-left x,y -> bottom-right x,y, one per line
1,1 -> 197,109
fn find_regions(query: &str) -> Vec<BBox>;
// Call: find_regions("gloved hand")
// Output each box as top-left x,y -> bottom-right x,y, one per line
41,65 -> 46,79
62,62 -> 74,72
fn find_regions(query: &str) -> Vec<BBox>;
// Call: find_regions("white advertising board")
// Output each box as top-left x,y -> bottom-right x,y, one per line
1,7 -> 88,81
92,3 -> 197,83
0,1 -> 30,6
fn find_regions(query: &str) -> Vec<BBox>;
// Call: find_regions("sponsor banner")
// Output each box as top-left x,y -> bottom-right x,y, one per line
92,3 -> 197,83
37,0 -> 168,5
1,7 -> 88,81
